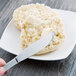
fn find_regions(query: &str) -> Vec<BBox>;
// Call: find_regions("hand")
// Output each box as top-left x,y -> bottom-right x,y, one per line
0,58 -> 8,76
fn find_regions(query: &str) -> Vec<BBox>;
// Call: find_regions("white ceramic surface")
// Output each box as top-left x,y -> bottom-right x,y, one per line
0,9 -> 76,61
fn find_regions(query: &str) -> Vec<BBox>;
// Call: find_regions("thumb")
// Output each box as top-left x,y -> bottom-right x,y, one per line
0,67 -> 5,76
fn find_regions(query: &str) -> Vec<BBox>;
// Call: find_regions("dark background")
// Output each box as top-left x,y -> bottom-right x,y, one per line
0,0 -> 76,76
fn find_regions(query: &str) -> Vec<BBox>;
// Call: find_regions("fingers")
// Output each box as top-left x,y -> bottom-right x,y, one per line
0,67 -> 5,76
0,58 -> 8,75
0,58 -> 6,67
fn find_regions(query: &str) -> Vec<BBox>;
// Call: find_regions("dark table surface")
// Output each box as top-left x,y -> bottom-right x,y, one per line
0,0 -> 76,76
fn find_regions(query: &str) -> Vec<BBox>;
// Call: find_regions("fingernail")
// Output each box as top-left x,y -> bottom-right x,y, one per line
0,67 -> 5,76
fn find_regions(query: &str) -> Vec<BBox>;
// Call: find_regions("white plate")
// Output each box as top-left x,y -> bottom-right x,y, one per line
0,9 -> 76,61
